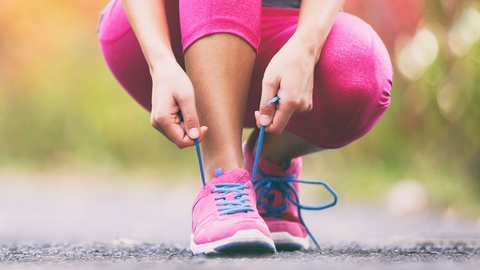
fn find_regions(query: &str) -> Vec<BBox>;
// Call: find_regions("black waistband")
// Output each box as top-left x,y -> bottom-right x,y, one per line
262,0 -> 301,9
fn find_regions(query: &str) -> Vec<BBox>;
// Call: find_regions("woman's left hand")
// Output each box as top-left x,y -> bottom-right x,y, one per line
256,34 -> 318,134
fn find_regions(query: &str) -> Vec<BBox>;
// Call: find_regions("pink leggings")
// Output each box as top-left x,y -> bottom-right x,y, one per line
97,0 -> 393,149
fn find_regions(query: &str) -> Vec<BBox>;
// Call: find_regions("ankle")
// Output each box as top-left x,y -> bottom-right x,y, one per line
264,156 -> 289,167
204,158 -> 244,181
245,129 -> 291,168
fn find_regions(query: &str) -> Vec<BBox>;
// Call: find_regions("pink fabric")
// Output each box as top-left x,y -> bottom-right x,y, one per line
97,0 -> 184,108
191,169 -> 270,244
245,8 -> 393,148
243,131 -> 307,238
180,0 -> 262,51
97,0 -> 393,149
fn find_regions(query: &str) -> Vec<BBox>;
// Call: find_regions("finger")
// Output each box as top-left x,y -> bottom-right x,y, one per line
256,103 -> 291,134
164,124 -> 195,149
197,126 -> 208,142
258,76 -> 281,127
263,107 -> 291,134
179,120 -> 208,143
151,112 -> 195,148
175,93 -> 202,140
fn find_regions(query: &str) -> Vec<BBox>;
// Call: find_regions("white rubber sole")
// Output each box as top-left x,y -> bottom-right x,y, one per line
190,229 -> 276,255
271,232 -> 310,251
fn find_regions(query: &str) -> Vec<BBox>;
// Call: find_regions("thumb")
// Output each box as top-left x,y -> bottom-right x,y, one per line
177,100 -> 201,140
257,78 -> 280,127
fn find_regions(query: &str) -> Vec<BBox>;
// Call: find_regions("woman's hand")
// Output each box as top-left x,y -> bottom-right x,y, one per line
256,34 -> 317,134
256,0 -> 344,134
150,58 -> 207,149
122,0 -> 207,148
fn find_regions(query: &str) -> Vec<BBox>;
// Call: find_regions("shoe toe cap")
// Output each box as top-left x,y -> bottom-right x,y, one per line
265,219 -> 307,238
194,216 -> 271,244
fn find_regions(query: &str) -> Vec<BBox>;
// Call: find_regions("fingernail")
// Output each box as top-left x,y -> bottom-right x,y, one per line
189,128 -> 199,139
260,115 -> 271,126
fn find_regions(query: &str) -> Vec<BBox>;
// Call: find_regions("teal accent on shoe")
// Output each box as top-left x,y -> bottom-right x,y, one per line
214,168 -> 223,177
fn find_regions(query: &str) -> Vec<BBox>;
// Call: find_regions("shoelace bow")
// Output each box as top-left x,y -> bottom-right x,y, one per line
251,97 -> 338,249
252,161 -> 337,249
190,96 -> 338,248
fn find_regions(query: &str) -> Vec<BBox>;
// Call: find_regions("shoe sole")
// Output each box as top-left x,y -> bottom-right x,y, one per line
271,232 -> 309,251
190,229 -> 276,255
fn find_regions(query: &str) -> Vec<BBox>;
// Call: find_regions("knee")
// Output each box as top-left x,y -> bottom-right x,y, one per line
319,12 -> 393,95
312,12 -> 394,148
97,0 -> 130,44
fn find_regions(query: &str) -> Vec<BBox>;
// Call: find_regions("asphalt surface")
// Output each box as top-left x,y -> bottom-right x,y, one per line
1,172 -> 479,269
1,241 -> 479,270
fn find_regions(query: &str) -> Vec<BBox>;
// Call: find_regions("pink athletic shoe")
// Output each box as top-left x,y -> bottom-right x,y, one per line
243,133 -> 309,251
190,168 -> 276,255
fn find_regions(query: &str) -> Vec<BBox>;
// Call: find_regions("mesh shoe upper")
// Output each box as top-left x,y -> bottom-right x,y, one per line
190,168 -> 273,250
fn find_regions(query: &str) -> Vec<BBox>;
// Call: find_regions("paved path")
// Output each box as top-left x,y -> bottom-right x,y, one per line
0,173 -> 479,269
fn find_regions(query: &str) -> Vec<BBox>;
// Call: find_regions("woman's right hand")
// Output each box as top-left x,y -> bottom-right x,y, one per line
121,0 -> 206,148
150,58 -> 207,149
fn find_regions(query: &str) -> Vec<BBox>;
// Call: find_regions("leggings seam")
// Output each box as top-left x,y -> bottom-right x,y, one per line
97,0 -> 133,45
182,17 -> 260,51
98,26 -> 135,45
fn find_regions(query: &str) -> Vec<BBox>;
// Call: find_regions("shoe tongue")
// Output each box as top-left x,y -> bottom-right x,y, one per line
212,168 -> 249,184
259,157 -> 292,176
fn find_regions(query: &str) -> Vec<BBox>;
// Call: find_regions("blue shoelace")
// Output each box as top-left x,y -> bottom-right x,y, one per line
212,183 -> 255,215
252,123 -> 338,249
177,110 -> 205,185
179,112 -> 253,216
190,96 -> 338,248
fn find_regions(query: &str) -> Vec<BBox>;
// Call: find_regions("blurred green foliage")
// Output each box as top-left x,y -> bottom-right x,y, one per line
0,1 -> 199,178
0,1 -> 479,215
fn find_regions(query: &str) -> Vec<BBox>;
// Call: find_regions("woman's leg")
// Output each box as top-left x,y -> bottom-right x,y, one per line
99,1 -> 262,179
245,9 -> 393,162
184,34 -> 256,180
241,8 -> 393,251
180,0 -> 277,255
180,0 -> 262,181
99,1 -> 275,255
